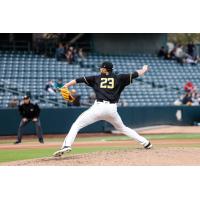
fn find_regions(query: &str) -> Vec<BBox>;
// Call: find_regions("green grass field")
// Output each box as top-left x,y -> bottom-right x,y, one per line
0,133 -> 200,163
0,146 -> 132,163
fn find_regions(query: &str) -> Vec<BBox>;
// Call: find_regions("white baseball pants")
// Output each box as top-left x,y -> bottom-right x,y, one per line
62,101 -> 149,148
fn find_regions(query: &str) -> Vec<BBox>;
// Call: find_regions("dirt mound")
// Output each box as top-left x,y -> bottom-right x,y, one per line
3,147 -> 200,166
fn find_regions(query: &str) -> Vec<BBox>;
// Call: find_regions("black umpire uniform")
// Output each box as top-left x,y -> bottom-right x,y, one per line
14,96 -> 44,144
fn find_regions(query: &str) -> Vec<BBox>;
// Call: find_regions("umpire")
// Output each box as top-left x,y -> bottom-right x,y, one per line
14,95 -> 44,144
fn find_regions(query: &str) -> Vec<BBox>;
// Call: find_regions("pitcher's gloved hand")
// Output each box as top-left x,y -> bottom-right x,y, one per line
60,87 -> 75,102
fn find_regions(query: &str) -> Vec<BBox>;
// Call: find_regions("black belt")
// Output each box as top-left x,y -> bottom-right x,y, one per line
96,100 -> 116,104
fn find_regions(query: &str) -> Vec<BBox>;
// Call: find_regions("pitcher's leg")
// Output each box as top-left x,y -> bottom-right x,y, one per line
62,107 -> 99,148
107,111 -> 149,146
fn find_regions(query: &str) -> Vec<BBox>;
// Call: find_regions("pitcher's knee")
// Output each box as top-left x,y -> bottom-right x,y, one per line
71,122 -> 83,132
116,125 -> 128,133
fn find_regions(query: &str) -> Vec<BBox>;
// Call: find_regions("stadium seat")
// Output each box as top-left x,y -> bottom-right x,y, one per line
1,51 -> 200,107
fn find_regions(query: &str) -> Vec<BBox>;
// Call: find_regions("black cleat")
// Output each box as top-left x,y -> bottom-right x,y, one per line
39,138 -> 44,144
144,142 -> 153,149
14,140 -> 21,144
53,146 -> 72,157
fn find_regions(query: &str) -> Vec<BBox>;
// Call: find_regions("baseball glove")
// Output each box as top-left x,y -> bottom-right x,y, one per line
59,88 -> 75,102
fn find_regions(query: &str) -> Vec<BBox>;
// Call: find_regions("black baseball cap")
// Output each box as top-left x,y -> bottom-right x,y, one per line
23,95 -> 30,100
99,61 -> 113,71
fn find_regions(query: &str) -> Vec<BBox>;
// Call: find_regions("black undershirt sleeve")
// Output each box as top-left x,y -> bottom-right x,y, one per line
131,71 -> 139,79
76,77 -> 85,83
76,76 -> 95,86
119,71 -> 139,85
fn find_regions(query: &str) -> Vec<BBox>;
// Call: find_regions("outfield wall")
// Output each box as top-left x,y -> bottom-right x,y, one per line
0,106 -> 200,136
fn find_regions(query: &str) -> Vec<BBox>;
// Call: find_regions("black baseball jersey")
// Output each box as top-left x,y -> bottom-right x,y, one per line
18,103 -> 40,119
76,72 -> 139,103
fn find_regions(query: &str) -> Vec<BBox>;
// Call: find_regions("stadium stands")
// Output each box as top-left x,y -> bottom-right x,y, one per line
0,50 -> 200,107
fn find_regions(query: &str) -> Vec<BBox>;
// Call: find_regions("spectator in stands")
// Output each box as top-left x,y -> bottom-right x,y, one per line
191,92 -> 200,105
187,42 -> 195,57
55,43 -> 65,61
175,44 -> 185,65
77,48 -> 86,67
158,43 -> 176,60
67,89 -> 81,107
174,81 -> 199,106
65,46 -> 74,64
8,96 -> 19,108
34,39 -> 45,55
184,81 -> 195,93
14,95 -> 44,144
174,95 -> 184,106
78,48 -> 86,59
54,78 -> 64,89
169,47 -> 177,60
194,56 -> 200,64
164,53 -> 170,60
64,43 -> 69,54
182,92 -> 193,105
175,90 -> 200,106
45,80 -> 56,94
163,42 -> 176,60
157,46 -> 166,58
185,56 -> 198,65
164,52 -> 172,60
167,42 -> 175,54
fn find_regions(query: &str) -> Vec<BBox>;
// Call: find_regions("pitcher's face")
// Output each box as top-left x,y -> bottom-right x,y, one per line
100,68 -> 108,74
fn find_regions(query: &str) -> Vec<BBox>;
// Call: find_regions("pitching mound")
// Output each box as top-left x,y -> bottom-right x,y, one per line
4,146 -> 200,166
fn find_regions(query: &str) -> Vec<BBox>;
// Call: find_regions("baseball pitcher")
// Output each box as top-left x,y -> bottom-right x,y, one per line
53,61 -> 152,157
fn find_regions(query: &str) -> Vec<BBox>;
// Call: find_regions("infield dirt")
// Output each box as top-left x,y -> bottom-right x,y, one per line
1,139 -> 200,166
1,125 -> 200,166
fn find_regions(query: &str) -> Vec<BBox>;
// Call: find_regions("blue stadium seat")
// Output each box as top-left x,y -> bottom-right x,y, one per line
1,51 -> 200,107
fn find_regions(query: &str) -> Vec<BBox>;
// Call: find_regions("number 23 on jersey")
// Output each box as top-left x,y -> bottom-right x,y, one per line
100,78 -> 115,89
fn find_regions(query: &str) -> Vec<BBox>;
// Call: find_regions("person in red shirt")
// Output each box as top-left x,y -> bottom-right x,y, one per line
184,81 -> 195,93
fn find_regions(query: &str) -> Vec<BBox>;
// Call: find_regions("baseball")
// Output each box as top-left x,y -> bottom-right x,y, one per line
143,65 -> 149,71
